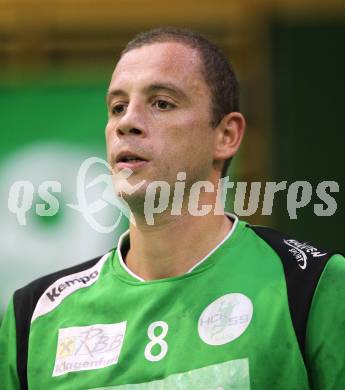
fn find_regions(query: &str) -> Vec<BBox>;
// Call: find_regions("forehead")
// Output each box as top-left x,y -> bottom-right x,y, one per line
110,42 -> 207,92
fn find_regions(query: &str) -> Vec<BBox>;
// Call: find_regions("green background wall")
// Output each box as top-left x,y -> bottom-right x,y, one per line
271,21 -> 344,252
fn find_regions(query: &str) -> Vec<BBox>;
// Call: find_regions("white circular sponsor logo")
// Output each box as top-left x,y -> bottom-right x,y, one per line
198,293 -> 253,346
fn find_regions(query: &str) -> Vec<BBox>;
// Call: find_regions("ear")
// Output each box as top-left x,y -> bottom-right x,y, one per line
213,112 -> 245,161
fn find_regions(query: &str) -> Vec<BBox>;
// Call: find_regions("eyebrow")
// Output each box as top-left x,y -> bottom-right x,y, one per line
106,89 -> 127,106
106,82 -> 189,106
144,83 -> 189,101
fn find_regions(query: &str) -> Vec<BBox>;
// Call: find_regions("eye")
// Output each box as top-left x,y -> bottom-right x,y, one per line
154,100 -> 175,110
111,104 -> 127,115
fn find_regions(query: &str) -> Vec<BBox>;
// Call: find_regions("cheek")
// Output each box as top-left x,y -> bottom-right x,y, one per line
155,118 -> 214,171
105,119 -> 114,140
105,122 -> 120,161
105,120 -> 120,144
173,116 -> 214,157
105,121 -> 111,144
159,112 -> 211,143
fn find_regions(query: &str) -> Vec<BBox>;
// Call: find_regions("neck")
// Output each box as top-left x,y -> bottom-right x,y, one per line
123,210 -> 233,281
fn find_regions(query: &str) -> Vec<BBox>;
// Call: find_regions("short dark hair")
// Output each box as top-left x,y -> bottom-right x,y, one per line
121,27 -> 240,177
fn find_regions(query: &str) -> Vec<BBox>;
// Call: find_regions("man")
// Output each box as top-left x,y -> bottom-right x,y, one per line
0,27 -> 344,389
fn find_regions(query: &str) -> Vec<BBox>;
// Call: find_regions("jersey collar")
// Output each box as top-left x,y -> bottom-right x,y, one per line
114,212 -> 241,283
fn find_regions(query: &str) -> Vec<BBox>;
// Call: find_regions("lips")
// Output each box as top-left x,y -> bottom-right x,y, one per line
115,150 -> 149,171
116,151 -> 148,163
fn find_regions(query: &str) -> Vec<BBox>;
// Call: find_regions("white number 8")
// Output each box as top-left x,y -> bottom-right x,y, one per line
144,321 -> 169,362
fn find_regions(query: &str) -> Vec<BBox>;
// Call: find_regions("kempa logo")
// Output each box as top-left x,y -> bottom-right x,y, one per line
31,253 -> 110,323
46,270 -> 99,302
283,239 -> 327,270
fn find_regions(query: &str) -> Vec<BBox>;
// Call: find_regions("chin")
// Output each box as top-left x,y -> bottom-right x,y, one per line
118,184 -> 148,209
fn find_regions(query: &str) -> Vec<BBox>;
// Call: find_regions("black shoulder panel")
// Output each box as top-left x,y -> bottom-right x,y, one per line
248,225 -> 338,362
13,254 -> 107,390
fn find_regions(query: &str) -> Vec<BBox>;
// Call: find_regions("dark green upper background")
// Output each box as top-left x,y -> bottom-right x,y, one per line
271,21 -> 345,252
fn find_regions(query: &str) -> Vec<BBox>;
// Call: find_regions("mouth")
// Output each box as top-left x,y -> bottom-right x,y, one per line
115,151 -> 149,170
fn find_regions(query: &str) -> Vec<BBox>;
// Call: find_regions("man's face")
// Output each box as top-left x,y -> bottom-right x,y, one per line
106,42 -> 218,201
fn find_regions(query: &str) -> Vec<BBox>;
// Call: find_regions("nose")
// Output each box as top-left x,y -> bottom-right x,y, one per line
116,102 -> 146,138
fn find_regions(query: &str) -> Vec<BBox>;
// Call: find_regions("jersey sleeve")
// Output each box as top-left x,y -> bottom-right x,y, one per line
306,253 -> 345,389
0,297 -> 21,390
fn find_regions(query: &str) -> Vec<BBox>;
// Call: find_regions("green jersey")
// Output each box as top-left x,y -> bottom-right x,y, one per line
1,217 -> 345,389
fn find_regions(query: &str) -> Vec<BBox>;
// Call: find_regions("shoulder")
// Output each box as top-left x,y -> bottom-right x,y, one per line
10,250 -> 114,390
245,223 -> 343,358
245,223 -> 342,303
246,224 -> 340,271
309,253 -> 345,311
306,253 -> 345,387
318,252 -> 345,276
13,250 -> 114,324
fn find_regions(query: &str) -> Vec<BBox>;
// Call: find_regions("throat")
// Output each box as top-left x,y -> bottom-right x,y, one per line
119,214 -> 233,281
